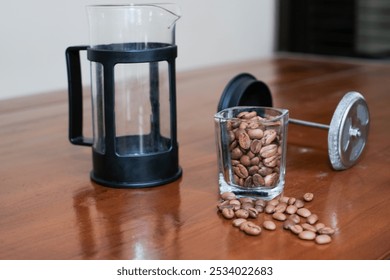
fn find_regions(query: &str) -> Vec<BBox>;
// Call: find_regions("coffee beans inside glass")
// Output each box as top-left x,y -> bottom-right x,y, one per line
214,107 -> 289,200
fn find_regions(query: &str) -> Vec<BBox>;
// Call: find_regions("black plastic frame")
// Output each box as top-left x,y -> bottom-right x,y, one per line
66,43 -> 182,188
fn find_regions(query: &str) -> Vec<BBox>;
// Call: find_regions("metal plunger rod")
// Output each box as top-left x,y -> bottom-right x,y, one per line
289,118 -> 330,130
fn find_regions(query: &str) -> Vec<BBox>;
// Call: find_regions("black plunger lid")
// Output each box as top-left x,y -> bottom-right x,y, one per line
217,73 -> 273,112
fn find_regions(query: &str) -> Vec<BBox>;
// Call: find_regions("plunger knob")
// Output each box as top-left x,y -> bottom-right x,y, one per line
289,92 -> 370,170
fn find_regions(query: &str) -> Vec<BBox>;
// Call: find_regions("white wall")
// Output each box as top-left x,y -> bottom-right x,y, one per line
0,0 -> 276,100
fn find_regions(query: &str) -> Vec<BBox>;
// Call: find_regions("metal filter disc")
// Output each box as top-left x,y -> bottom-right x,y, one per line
328,92 -> 370,170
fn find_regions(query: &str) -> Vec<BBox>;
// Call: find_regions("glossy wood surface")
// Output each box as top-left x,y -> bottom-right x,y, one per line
1,55 -> 389,260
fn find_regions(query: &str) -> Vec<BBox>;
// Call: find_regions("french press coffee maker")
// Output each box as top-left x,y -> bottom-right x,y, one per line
65,4 -> 182,188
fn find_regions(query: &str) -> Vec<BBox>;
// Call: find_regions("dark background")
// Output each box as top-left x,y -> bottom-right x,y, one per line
277,0 -> 390,59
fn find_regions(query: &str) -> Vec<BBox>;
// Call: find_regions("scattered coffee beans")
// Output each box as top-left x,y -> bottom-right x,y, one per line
217,191 -> 335,245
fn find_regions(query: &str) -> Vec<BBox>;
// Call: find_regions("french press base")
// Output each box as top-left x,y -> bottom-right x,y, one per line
91,144 -> 182,188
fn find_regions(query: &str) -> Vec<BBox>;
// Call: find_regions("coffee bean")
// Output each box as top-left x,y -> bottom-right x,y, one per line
229,119 -> 240,129
232,218 -> 247,227
288,214 -> 301,224
255,205 -> 264,213
317,227 -> 335,235
229,199 -> 241,211
268,199 -> 279,206
240,221 -> 262,236
315,223 -> 326,232
288,197 -> 296,205
255,199 -> 266,208
298,230 -> 316,240
294,199 -> 305,208
286,205 -> 298,214
252,173 -> 265,186
241,202 -> 254,210
301,223 -> 317,232
250,157 -> 260,166
277,145 -> 282,155
260,144 -> 278,158
274,202 -> 287,213
221,208 -> 235,219
239,197 -> 254,204
248,128 -> 264,139
234,164 -> 249,179
263,155 -> 278,168
272,212 -> 287,221
296,207 -> 311,218
243,176 -> 253,187
247,119 -> 260,129
264,173 -> 278,187
247,151 -> 255,159
265,204 -> 275,214
240,155 -> 251,166
247,208 -> 259,218
262,130 -> 277,145
221,192 -> 236,200
229,199 -> 241,207
315,234 -> 332,245
263,220 -> 276,231
238,131 -> 251,150
217,200 -> 232,211
290,224 -> 303,235
248,165 -> 260,175
303,192 -> 314,202
258,167 -> 273,176
228,130 -> 236,142
239,122 -> 248,130
236,111 -> 249,119
235,209 -> 249,219
231,147 -> 243,160
240,111 -> 257,119
307,214 -> 319,225
279,196 -> 289,203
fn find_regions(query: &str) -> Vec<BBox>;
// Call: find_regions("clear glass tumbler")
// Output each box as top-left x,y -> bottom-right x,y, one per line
214,106 -> 289,200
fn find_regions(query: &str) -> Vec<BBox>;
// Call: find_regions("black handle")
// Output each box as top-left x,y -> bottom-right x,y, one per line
65,46 -> 93,146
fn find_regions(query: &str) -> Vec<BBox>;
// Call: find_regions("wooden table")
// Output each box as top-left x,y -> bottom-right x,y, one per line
1,55 -> 389,260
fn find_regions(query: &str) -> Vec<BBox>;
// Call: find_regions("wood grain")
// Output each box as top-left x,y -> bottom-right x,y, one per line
1,55 -> 389,259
